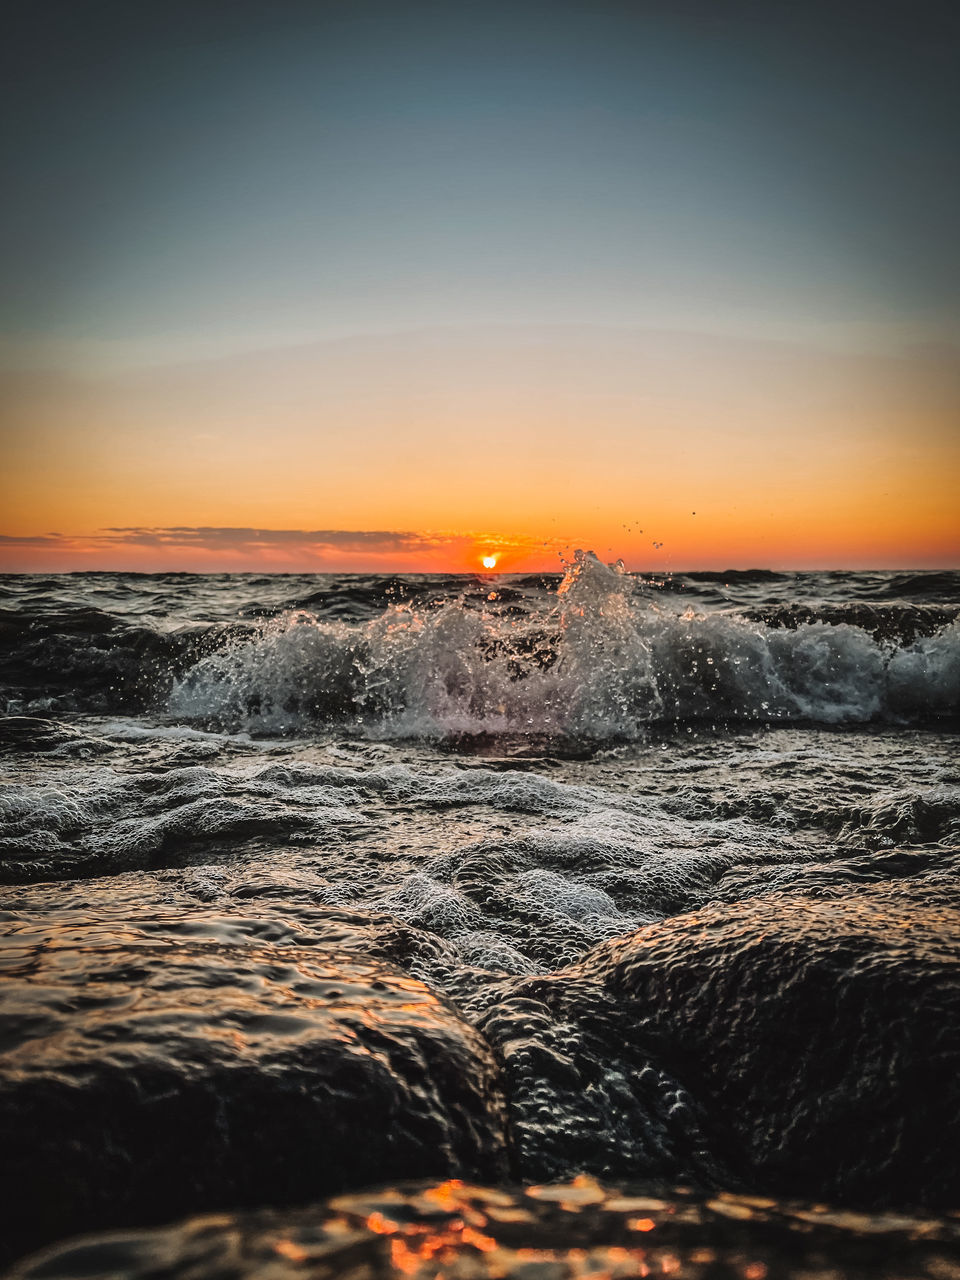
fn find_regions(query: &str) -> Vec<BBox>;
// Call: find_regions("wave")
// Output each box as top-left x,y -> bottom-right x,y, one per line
743,601 -> 957,645
166,553 -> 960,738
2,555 -> 957,734
880,570 -> 960,603
0,605 -> 243,714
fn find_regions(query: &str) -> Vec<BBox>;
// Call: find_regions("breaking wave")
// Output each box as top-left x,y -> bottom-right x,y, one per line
166,553 -> 960,738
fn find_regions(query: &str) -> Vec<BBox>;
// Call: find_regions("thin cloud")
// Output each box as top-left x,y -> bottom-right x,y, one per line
98,527 -> 456,553
0,527 -> 570,570
2,528 -> 458,552
0,534 -> 66,545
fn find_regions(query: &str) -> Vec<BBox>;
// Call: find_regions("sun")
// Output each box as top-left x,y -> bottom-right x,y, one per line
481,554 -> 498,570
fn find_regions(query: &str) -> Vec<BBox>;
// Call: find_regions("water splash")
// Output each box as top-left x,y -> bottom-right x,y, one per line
167,552 -> 959,737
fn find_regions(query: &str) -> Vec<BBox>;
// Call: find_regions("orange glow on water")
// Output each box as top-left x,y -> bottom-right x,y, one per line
272,1240 -> 308,1262
423,1180 -> 465,1209
365,1211 -> 399,1234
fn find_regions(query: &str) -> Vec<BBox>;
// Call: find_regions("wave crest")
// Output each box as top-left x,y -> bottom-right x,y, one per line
168,552 -> 960,738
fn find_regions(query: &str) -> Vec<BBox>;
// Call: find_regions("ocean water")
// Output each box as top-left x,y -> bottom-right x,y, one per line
1,555 -> 959,1271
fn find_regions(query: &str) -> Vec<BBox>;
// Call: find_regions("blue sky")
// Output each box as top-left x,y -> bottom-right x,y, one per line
2,0 -> 957,363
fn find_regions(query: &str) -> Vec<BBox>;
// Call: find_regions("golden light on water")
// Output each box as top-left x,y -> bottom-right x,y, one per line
482,555 -> 498,569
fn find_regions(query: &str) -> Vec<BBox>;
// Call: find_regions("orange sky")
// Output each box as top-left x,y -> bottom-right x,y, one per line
3,3 -> 959,574
2,325 -> 958,571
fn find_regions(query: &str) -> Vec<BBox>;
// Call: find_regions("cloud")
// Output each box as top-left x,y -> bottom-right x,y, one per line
98,527 -> 459,553
0,534 -> 66,545
1,527 -> 458,552
0,527 -> 568,571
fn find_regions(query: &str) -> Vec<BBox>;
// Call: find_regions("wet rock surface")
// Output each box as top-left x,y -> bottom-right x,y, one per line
2,715 -> 959,1268
7,1178 -> 960,1280
3,872 -> 959,1270
588,886 -> 960,1209
472,886 -> 960,1206
0,914 -> 508,1267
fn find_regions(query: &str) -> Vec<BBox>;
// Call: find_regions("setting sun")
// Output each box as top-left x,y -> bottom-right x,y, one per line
481,555 -> 498,569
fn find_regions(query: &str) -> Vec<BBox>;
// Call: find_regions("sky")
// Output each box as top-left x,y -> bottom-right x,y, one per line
1,0 -> 958,572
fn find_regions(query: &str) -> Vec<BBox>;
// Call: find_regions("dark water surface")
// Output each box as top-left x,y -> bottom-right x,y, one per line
1,558 -> 958,1275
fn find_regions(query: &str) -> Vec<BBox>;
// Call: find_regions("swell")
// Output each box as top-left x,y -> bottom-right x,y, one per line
0,605 -> 246,714
743,602 -> 957,645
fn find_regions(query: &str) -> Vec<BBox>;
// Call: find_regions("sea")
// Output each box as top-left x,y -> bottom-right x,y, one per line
1,554 -> 959,1274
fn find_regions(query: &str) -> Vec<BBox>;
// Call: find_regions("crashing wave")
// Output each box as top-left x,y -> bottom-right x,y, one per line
167,552 -> 960,737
